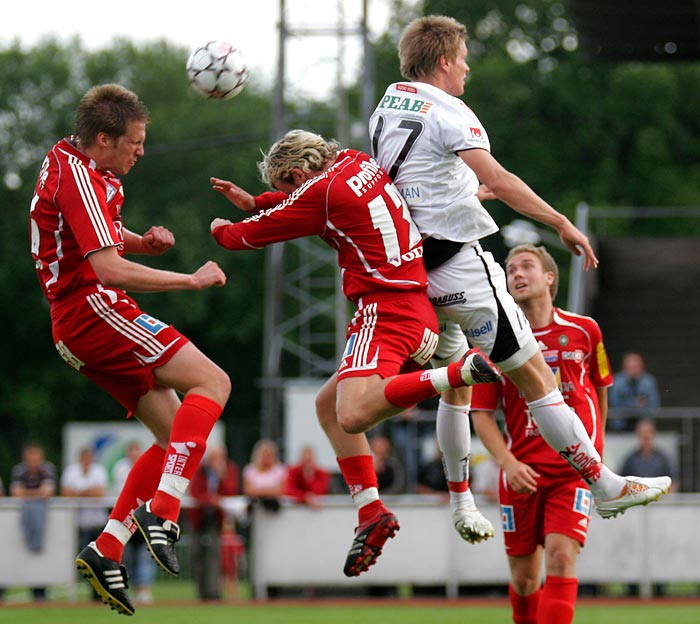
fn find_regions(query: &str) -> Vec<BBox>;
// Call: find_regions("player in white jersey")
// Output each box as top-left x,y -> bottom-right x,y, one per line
370,15 -> 671,537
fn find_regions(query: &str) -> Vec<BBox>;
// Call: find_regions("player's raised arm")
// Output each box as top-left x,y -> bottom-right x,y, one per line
88,246 -> 226,292
123,226 -> 176,255
460,148 -> 599,270
210,177 -> 257,213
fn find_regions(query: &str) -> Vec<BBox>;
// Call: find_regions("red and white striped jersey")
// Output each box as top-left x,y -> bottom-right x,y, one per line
29,138 -> 124,303
471,308 -> 613,477
213,149 -> 428,303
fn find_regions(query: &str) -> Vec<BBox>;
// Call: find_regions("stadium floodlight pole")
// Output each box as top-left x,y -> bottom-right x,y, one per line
360,0 -> 375,154
260,0 -> 288,442
567,202 -> 590,314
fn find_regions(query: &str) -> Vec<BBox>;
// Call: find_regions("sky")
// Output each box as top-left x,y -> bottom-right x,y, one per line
2,0 -> 394,98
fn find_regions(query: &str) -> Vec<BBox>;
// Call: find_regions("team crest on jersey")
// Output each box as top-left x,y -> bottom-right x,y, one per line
106,182 -> 118,203
559,334 -> 569,346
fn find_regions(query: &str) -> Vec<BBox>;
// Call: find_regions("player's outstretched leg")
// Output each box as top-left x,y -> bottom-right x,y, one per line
460,347 -> 502,385
594,475 -> 672,519
76,542 -> 134,616
343,501 -> 400,577
132,500 -> 181,575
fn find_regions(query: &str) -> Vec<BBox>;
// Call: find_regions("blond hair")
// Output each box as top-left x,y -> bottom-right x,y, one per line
258,129 -> 339,187
399,15 -> 467,81
505,244 -> 560,300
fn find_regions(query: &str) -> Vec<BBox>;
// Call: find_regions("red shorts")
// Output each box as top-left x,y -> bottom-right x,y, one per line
337,292 -> 439,381
50,286 -> 189,415
499,470 -> 593,556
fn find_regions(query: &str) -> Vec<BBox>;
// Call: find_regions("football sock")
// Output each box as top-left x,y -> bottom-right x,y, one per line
151,393 -> 222,522
436,399 -> 477,509
539,576 -> 578,624
509,584 -> 540,624
527,389 -> 626,499
383,361 -> 469,409
337,455 -> 381,522
97,444 -> 166,562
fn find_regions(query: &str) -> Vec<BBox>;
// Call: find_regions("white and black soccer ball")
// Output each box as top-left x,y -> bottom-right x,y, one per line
186,41 -> 249,100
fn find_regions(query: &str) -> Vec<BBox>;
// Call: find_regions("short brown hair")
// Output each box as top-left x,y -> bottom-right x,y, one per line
399,15 -> 467,81
505,244 -> 560,300
75,84 -> 149,147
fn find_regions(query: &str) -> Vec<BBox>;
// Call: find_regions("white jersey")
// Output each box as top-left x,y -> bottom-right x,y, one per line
370,81 -> 499,243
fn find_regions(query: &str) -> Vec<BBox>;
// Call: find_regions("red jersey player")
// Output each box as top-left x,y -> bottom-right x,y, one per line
210,129 -> 500,577
30,84 -> 230,615
471,244 -> 612,624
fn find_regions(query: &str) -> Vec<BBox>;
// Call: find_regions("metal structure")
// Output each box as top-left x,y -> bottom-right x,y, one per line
261,0 -> 374,440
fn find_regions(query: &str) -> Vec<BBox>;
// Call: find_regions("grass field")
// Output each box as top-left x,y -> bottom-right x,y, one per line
1,602 -> 700,624
2,579 -> 698,624
1,599 -> 699,624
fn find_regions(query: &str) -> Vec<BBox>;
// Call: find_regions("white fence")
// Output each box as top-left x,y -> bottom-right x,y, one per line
3,494 -> 697,600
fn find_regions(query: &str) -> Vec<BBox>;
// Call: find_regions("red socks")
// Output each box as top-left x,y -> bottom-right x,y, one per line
539,576 -> 578,624
509,584 -> 540,624
337,455 -> 379,494
151,393 -> 223,521
97,444 -> 165,561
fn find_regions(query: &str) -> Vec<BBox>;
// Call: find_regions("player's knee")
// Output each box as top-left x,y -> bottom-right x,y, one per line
206,365 -> 231,406
316,396 -> 336,432
337,408 -> 368,435
511,571 -> 540,596
546,546 -> 577,575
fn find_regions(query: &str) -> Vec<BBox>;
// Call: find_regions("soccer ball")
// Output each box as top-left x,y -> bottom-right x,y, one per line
186,41 -> 249,100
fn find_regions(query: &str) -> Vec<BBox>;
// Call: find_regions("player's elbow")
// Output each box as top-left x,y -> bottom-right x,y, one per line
93,265 -> 129,289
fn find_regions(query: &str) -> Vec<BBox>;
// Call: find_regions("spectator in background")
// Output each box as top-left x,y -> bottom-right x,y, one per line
10,442 -> 57,602
620,419 -> 677,489
369,435 -> 406,494
111,441 -> 156,605
242,439 -> 287,513
285,445 -> 331,508
61,447 -> 109,602
608,352 -> 660,430
469,452 -> 500,505
187,445 -> 240,602
620,418 -> 675,596
416,440 -> 449,498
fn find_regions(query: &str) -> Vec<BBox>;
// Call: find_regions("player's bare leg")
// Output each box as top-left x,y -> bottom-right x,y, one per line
316,375 -> 399,577
336,347 -> 500,435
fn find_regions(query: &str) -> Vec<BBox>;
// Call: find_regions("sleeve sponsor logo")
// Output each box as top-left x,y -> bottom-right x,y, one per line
469,127 -> 484,139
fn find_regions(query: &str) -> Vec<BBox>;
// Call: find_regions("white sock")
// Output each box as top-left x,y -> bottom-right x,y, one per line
436,399 -> 477,510
527,389 -> 625,498
104,519 -> 132,545
353,486 -> 379,509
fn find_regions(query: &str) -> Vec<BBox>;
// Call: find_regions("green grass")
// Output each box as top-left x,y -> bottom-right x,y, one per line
1,600 -> 699,624
1,579 -> 698,624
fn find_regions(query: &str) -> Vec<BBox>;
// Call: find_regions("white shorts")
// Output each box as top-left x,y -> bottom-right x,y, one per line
428,242 -> 539,372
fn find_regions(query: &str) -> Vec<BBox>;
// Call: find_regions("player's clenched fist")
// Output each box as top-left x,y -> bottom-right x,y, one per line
193,261 -> 227,288
141,225 -> 176,255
